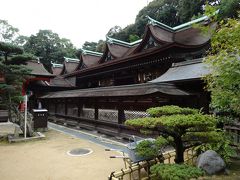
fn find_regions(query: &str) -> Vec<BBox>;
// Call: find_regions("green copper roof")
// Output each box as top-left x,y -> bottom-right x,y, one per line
147,14 -> 209,32
106,36 -> 142,47
51,61 -> 63,68
64,57 -> 80,63
81,49 -> 103,57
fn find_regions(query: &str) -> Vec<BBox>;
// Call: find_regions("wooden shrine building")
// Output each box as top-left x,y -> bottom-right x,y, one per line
31,15 -> 216,137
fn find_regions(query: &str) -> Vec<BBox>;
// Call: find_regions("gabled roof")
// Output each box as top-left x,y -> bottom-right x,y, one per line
26,60 -> 54,77
51,62 -> 63,75
106,36 -> 142,47
99,37 -> 142,63
133,15 -> 215,53
64,15 -> 215,78
61,57 -> 80,74
147,15 -> 209,32
80,49 -> 102,68
150,59 -> 210,83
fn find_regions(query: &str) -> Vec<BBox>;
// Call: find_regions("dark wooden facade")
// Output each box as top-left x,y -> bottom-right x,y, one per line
32,16 -> 215,137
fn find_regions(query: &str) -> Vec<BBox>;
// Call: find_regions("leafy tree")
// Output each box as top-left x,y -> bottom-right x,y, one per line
112,0 -> 212,41
81,40 -> 105,53
204,18 -> 240,119
24,30 -> 77,71
126,106 -> 222,163
129,34 -> 140,43
13,35 -> 29,47
106,26 -> 122,37
96,40 -> 105,52
109,0 -> 239,42
82,41 -> 98,51
0,42 -> 33,117
109,24 -> 138,42
0,20 -> 19,43
218,0 -> 240,19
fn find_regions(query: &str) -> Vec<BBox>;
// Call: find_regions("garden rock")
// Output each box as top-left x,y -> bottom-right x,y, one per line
196,150 -> 226,175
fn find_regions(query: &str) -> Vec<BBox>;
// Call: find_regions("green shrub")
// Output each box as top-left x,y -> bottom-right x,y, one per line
136,137 -> 170,159
151,164 -> 204,180
125,114 -> 216,129
195,133 -> 236,164
147,105 -> 199,117
136,140 -> 159,159
125,105 -> 219,164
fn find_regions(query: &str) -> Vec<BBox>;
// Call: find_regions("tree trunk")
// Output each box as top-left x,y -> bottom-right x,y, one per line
174,137 -> 184,163
4,52 -> 8,62
8,92 -> 12,122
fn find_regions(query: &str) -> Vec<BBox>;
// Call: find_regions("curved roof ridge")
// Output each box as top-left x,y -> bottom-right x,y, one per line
106,36 -> 142,47
147,13 -> 211,32
173,16 -> 208,31
64,57 -> 80,62
81,49 -> 103,57
51,61 -> 63,68
147,16 -> 173,31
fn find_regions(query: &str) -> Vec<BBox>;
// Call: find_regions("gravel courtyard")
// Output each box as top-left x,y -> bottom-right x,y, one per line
0,130 -> 124,180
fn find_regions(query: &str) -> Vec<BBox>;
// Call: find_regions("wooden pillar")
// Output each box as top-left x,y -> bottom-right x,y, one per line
118,109 -> 125,124
65,99 -> 68,115
54,100 -> 57,114
118,100 -> 125,124
94,99 -> 98,120
78,100 -> 83,117
45,99 -> 49,111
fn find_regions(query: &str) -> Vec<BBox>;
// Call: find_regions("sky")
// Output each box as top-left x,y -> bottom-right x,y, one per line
0,0 -> 152,48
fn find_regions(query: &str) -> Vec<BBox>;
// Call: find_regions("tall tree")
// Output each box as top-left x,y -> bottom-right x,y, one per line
0,42 -> 33,114
24,30 -> 77,70
82,41 -> 98,51
205,17 -> 240,119
111,0 -> 226,41
81,40 -> 105,53
0,20 -> 19,43
218,0 -> 240,19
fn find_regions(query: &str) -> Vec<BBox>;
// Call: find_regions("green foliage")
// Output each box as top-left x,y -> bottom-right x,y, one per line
81,40 -> 105,53
0,41 -> 31,113
82,41 -> 98,52
218,0 -> 240,19
129,34 -> 140,43
23,30 -> 77,71
0,42 -> 23,55
136,140 -> 159,159
5,53 -> 36,65
136,136 -> 170,159
126,113 -> 216,129
125,106 -> 222,163
195,132 -> 236,163
151,164 -> 204,180
147,105 -> 198,117
204,19 -> 240,117
0,20 -> 19,43
111,0 -> 212,41
108,0 -> 238,42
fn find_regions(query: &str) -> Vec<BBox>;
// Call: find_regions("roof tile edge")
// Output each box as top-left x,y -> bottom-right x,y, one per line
81,49 -> 103,57
146,11 -> 218,32
51,61 -> 63,68
64,57 -> 80,63
106,36 -> 142,47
